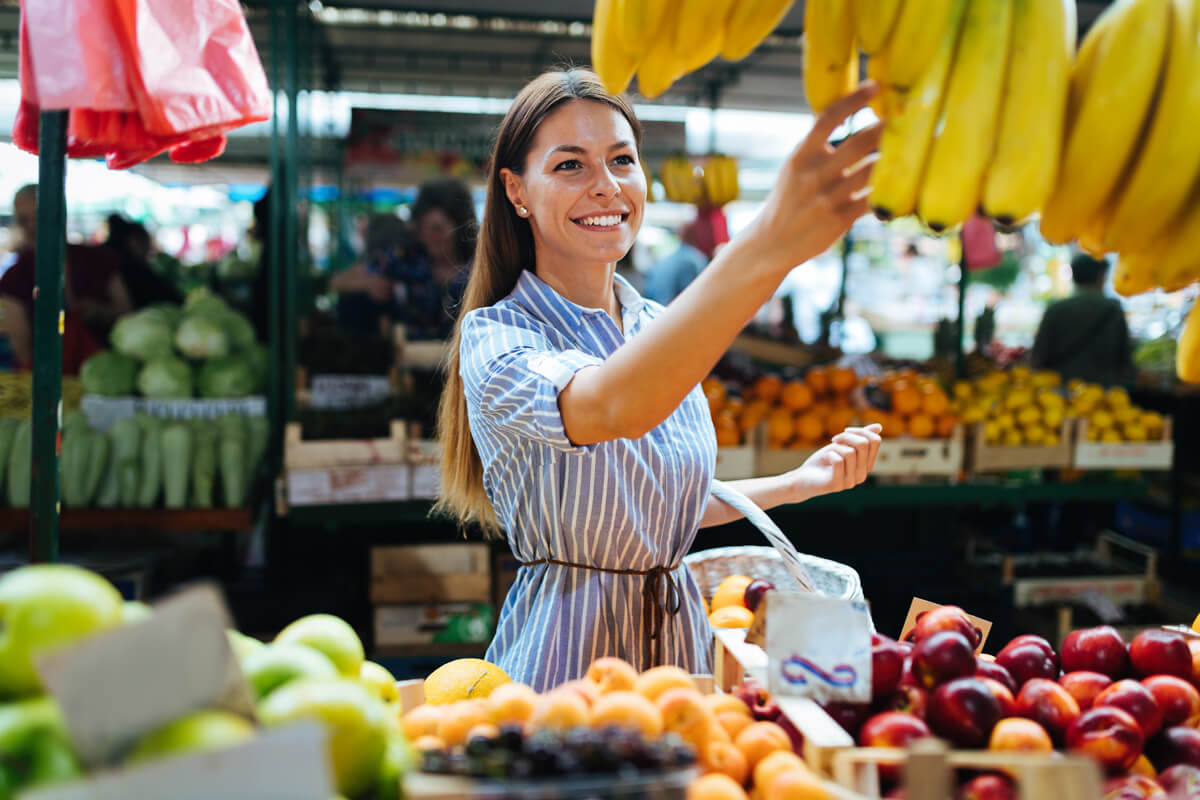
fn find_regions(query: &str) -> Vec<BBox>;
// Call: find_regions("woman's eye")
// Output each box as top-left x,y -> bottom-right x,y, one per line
612,154 -> 636,166
554,159 -> 582,171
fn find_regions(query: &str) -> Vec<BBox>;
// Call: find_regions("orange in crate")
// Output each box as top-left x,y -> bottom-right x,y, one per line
751,374 -> 783,404
740,400 -> 769,434
865,412 -> 903,437
804,366 -> 829,397
935,415 -> 959,438
703,378 -> 727,417
829,366 -> 857,395
715,415 -> 741,447
794,412 -> 825,443
766,409 -> 795,446
724,396 -> 745,418
921,386 -> 949,417
826,407 -> 857,435
808,400 -> 833,421
907,412 -> 935,439
892,384 -> 921,416
780,381 -> 814,412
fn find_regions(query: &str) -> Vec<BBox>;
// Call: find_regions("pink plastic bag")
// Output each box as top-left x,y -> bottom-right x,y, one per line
20,0 -> 133,111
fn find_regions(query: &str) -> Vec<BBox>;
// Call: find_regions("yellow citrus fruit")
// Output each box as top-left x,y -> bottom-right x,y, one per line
709,606 -> 755,629
711,575 -> 753,613
423,659 -> 511,705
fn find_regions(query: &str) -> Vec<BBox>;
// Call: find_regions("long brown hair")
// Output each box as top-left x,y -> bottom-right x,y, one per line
434,69 -> 642,536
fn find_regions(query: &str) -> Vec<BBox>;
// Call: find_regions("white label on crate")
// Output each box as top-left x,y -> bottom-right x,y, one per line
411,463 -> 442,500
36,584 -> 254,767
1014,577 -> 1145,608
83,396 -> 266,432
20,723 -> 333,800
766,591 -> 872,703
309,375 -> 391,410
288,465 -> 410,505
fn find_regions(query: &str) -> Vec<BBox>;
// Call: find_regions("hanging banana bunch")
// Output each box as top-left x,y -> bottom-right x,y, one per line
701,155 -> 740,207
657,155 -> 740,207
590,0 -> 795,97
659,156 -> 704,205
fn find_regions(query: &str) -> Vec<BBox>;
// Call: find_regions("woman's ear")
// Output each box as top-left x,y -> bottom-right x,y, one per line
499,168 -> 525,214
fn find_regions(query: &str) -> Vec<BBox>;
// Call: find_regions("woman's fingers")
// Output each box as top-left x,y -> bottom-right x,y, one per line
833,431 -> 872,483
830,442 -> 857,487
803,83 -> 880,155
824,123 -> 883,181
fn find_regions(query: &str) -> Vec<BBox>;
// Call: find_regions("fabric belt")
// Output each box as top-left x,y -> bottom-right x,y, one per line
518,558 -> 683,671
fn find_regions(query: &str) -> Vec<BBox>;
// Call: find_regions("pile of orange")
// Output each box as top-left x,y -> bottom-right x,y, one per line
859,369 -> 959,441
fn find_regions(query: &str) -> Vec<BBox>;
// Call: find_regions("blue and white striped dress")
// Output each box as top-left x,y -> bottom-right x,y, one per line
460,269 -> 717,691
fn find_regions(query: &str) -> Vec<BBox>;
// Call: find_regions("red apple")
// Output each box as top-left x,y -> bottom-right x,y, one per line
890,685 -> 929,719
1066,706 -> 1145,773
897,640 -> 914,658
975,658 -> 1017,694
859,711 -> 932,782
1096,680 -> 1165,739
732,680 -> 780,721
912,631 -> 977,689
927,677 -> 1002,748
1060,670 -> 1114,711
1014,678 -> 1082,744
743,579 -> 774,613
1143,675 -> 1200,727
996,636 -> 1059,688
957,773 -> 1016,800
1148,727 -> 1200,770
821,701 -> 872,739
872,635 -> 906,700
1061,626 -> 1129,679
1102,775 -> 1167,800
775,712 -> 805,755
913,605 -> 982,649
979,678 -> 1016,717
1130,631 -> 1193,681
1157,763 -> 1200,798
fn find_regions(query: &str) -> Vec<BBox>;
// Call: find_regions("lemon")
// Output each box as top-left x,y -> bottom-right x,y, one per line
1016,406 -> 1041,427
424,659 -> 511,705
1101,428 -> 1123,444
1024,426 -> 1046,445
1037,392 -> 1065,410
1004,429 -> 1024,447
1044,430 -> 1061,446
1043,408 -> 1064,430
984,421 -> 1001,443
1091,410 -> 1115,431
1107,387 -> 1131,409
1123,424 -> 1148,443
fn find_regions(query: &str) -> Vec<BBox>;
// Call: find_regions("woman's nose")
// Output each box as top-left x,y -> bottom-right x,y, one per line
590,165 -> 621,198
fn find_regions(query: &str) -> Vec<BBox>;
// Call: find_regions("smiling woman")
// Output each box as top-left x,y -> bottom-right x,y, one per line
435,68 -> 885,691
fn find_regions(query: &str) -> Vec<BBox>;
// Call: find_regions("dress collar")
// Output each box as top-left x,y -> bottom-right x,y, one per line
513,268 -> 647,332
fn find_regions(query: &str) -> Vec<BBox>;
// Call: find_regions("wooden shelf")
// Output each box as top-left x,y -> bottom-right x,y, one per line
0,508 -> 255,533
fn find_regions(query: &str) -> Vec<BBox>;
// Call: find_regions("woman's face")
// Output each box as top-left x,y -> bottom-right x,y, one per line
502,100 -> 645,269
416,208 -> 457,265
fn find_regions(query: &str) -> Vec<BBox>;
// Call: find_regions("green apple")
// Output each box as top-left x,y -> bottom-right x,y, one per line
242,643 -> 338,701
0,565 -> 123,697
257,678 -> 387,798
274,615 -> 364,677
0,698 -> 78,797
359,661 -> 398,704
125,710 -> 255,765
120,601 -> 153,625
0,697 -> 67,752
226,630 -> 265,664
371,732 -> 417,800
25,734 -> 82,787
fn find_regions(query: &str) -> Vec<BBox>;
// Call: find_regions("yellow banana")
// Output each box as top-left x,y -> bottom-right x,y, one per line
721,0 -> 796,61
866,48 -> 898,119
853,0 -> 904,55
591,0 -> 638,94
636,5 -> 685,100
1151,193 -> 1200,292
981,0 -> 1075,227
804,0 -> 859,113
673,0 -> 739,73
1039,0 -> 1172,245
917,0 -> 1014,233
614,0 -> 672,58
1103,0 -> 1200,253
869,0 -> 966,220
1179,299 -> 1200,383
705,155 -> 739,206
1112,249 -> 1161,298
886,0 -> 961,90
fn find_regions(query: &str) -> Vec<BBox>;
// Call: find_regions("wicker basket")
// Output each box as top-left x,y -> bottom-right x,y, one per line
684,545 -> 864,602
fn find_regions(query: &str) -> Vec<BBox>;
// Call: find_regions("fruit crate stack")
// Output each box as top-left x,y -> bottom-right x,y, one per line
953,368 -> 1074,475
279,420 -> 410,509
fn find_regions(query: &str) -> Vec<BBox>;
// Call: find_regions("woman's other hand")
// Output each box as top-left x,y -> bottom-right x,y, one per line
747,83 -> 882,273
788,423 -> 882,499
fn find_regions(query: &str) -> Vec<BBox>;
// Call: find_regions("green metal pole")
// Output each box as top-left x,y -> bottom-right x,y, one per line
30,111 -> 67,563
956,234 -> 969,380
284,0 -> 299,423
266,0 -> 283,475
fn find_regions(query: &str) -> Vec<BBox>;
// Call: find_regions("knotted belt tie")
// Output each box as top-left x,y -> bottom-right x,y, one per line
519,558 -> 683,670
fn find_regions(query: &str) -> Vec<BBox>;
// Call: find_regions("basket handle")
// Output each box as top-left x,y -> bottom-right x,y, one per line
710,479 -> 818,594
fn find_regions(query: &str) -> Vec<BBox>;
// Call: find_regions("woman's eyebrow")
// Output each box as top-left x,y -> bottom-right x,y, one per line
548,140 -> 634,156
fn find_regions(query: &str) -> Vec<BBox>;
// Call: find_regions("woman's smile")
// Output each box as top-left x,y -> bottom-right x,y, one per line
571,211 -> 630,232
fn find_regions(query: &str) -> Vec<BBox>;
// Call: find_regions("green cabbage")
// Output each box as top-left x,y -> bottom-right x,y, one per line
219,311 -> 257,352
246,344 -> 269,392
80,351 -> 138,396
136,358 -> 193,398
111,310 -> 174,361
197,357 -> 257,398
175,315 -> 230,360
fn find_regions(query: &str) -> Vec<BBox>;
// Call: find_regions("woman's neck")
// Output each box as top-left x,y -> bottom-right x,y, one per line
536,256 -> 621,330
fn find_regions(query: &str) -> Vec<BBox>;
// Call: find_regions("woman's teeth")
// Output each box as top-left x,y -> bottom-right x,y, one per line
577,214 -> 622,227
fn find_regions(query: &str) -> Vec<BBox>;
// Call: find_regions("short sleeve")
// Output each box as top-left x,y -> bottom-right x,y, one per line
459,308 -> 602,453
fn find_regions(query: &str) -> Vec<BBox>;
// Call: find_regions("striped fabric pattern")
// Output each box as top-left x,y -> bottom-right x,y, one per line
460,269 -> 717,691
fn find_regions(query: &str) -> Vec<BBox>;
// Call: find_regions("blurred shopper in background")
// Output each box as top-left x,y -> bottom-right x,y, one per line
1032,254 -> 1133,386
331,178 -> 477,340
0,185 -> 131,372
643,212 -> 718,305
105,214 -> 182,309
331,212 -> 410,335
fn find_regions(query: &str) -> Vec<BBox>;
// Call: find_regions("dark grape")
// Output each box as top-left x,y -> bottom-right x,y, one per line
421,751 -> 451,774
554,750 -> 582,775
465,736 -> 492,758
497,724 -> 524,752
447,752 -> 471,776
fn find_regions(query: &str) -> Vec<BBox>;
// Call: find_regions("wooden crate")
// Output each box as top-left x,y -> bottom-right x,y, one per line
1073,417 -> 1174,470
967,420 -> 1073,473
831,740 -> 1102,800
371,544 -> 491,605
1003,531 -> 1160,609
756,428 -> 963,479
393,325 -> 450,370
283,421 -> 407,470
715,445 -> 757,480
